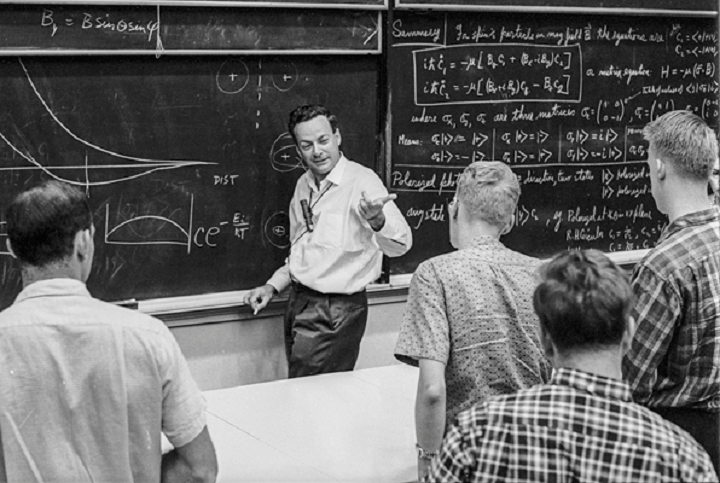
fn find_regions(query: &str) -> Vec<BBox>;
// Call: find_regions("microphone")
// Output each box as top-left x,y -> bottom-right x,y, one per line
300,199 -> 314,232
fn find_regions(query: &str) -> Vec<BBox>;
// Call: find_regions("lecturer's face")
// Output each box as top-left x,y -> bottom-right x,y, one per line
710,157 -> 720,199
294,115 -> 342,182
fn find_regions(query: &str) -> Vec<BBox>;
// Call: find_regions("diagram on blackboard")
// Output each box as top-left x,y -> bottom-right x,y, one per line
216,60 -> 250,94
270,132 -> 303,173
0,59 -> 214,188
105,196 -> 194,254
264,211 -> 291,249
216,59 -> 300,134
105,194 -> 253,254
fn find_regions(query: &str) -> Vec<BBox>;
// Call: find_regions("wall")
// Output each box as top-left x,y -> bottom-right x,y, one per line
167,288 -> 409,391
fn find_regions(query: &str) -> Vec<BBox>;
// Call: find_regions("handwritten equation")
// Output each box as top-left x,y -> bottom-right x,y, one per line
390,12 -> 716,263
415,44 -> 581,105
40,9 -> 158,41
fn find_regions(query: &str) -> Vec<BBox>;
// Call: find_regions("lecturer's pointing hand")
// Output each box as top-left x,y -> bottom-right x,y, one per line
359,191 -> 396,231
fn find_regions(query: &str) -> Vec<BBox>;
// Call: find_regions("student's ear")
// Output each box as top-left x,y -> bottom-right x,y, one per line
620,316 -> 637,356
656,158 -> 666,181
501,214 -> 516,235
539,322 -> 555,361
5,239 -> 16,259
75,229 -> 92,262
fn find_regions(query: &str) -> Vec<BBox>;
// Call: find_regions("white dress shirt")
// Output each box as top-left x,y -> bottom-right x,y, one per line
267,155 -> 412,294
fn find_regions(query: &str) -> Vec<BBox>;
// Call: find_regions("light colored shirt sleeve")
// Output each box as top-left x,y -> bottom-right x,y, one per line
266,261 -> 291,294
361,171 -> 412,257
376,198 -> 413,257
159,325 -> 208,449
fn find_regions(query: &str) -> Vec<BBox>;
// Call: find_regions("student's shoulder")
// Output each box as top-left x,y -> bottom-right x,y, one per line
88,298 -> 170,336
630,404 -> 713,457
417,250 -> 466,272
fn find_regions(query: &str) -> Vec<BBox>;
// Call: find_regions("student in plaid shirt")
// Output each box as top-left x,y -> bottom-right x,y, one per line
621,110 -> 720,473
428,249 -> 717,483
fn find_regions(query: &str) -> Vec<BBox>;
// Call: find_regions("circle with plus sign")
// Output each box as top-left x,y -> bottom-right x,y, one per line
216,60 -> 250,94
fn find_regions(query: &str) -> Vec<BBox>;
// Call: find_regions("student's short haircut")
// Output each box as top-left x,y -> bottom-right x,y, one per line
643,110 -> 718,181
456,161 -> 519,229
533,249 -> 633,352
6,180 -> 92,267
288,104 -> 339,143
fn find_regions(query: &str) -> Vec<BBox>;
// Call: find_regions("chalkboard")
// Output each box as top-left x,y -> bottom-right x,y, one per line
394,0 -> 717,14
0,5 -> 381,54
0,55 -> 379,308
388,12 -> 719,276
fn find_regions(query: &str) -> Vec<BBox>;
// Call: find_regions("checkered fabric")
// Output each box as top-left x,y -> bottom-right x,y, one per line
428,368 -> 718,482
622,208 -> 720,410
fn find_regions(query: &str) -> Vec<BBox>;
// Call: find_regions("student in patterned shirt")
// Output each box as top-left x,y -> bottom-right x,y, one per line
429,249 -> 717,483
394,161 -> 551,481
621,110 -> 720,473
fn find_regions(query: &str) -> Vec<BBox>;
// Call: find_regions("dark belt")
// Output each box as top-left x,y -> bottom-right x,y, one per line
291,281 -> 366,297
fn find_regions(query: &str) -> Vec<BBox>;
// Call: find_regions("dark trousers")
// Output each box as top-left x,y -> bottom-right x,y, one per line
283,283 -> 368,378
652,406 -> 720,476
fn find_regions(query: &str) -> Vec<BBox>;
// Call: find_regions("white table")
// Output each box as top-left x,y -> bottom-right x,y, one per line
203,364 -> 420,483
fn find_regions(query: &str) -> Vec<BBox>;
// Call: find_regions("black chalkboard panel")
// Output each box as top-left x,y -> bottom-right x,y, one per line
0,55 -> 379,308
388,11 -> 718,275
19,0 -> 385,7
0,5 -> 381,53
395,0 -> 716,13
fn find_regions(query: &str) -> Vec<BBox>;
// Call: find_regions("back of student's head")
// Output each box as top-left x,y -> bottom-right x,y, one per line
533,249 -> 632,353
6,180 -> 92,267
288,104 -> 339,142
457,161 -> 519,229
643,110 -> 718,182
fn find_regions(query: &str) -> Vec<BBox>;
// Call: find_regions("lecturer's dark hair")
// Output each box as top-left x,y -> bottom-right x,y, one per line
6,180 -> 92,267
288,105 -> 339,143
533,249 -> 633,353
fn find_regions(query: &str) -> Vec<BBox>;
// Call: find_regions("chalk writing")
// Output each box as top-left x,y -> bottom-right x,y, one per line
389,12 -> 715,273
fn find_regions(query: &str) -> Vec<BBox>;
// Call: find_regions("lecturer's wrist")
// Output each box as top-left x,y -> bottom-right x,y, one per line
367,211 -> 385,231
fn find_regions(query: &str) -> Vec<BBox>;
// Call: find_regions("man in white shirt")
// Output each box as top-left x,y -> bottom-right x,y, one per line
244,104 -> 412,378
0,180 -> 217,482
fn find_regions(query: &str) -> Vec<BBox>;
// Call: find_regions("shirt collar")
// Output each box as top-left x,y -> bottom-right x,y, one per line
306,154 -> 348,191
551,367 -> 633,403
465,235 -> 502,250
14,278 -> 91,305
658,207 -> 720,244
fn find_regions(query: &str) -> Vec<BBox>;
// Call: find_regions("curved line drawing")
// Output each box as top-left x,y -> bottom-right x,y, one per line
106,215 -> 189,240
0,59 -> 216,187
269,132 -> 304,173
264,211 -> 290,249
271,62 -> 298,93
0,132 -> 186,187
19,59 -> 212,167
105,195 -> 194,254
216,60 -> 250,95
